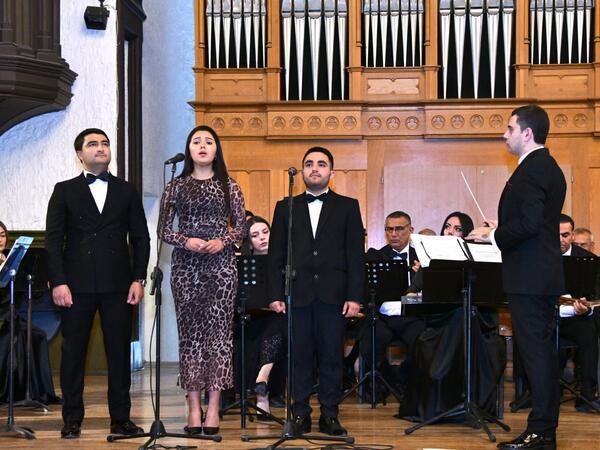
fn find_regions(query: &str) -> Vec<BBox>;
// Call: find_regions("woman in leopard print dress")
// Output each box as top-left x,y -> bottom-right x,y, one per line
160,125 -> 246,434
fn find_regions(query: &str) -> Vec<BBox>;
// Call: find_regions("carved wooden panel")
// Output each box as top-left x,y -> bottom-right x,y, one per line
229,170 -> 272,220
362,70 -> 424,101
204,72 -> 267,102
527,66 -> 594,99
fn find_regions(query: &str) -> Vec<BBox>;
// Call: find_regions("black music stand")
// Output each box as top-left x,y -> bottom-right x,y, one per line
404,260 -> 510,442
13,248 -> 51,412
341,260 -> 407,408
221,255 -> 284,434
511,256 -> 600,413
0,239 -> 35,440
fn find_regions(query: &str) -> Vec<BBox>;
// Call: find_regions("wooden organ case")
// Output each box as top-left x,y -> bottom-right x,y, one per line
192,0 -> 600,248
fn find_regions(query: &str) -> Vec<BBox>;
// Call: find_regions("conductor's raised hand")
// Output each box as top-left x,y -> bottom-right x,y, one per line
342,301 -> 360,318
52,284 -> 73,308
269,300 -> 286,314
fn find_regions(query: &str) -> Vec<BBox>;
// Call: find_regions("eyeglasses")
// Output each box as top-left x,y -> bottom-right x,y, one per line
444,223 -> 463,233
385,224 -> 410,233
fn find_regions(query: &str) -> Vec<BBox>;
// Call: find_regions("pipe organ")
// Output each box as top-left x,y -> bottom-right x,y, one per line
194,0 -> 600,265
529,0 -> 594,64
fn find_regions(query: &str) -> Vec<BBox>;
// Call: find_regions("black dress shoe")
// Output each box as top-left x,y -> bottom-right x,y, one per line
61,421 -> 81,439
497,431 -> 556,450
110,419 -> 144,436
292,415 -> 311,434
183,425 -> 203,435
318,415 -> 347,436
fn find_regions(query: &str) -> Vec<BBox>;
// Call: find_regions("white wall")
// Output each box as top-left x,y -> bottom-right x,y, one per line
141,0 -> 196,362
0,1 -> 119,230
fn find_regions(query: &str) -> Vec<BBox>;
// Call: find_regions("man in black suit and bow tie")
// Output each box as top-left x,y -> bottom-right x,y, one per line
469,105 -> 566,450
45,128 -> 150,439
268,147 -> 364,436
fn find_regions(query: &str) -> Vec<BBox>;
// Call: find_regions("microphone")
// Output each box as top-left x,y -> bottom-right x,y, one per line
164,153 -> 185,165
288,167 -> 297,176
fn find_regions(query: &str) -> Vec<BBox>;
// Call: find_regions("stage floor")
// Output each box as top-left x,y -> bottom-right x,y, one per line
1,365 -> 599,449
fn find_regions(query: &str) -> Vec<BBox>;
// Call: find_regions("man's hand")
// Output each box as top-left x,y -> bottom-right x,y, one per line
127,281 -> 145,305
270,300 -> 286,313
203,239 -> 224,254
411,260 -> 421,272
185,237 -> 208,253
342,301 -> 360,318
466,226 -> 493,243
573,299 -> 590,315
52,284 -> 73,308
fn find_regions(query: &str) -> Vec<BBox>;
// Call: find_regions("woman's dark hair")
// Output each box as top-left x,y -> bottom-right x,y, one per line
179,125 -> 231,217
440,211 -> 474,237
0,220 -> 8,251
242,216 -> 271,254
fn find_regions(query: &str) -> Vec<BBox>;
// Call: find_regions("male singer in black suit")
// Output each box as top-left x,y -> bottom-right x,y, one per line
361,211 -> 425,398
268,147 -> 364,436
557,214 -> 600,412
45,128 -> 150,439
468,105 -> 566,450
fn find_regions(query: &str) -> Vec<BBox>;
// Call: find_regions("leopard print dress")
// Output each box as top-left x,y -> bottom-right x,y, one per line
160,175 -> 246,391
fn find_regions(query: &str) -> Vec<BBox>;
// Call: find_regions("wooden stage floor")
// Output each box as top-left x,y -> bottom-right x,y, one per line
1,365 -> 599,449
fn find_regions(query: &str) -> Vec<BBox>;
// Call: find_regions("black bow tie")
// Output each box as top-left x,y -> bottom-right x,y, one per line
306,192 -> 328,203
86,172 -> 109,184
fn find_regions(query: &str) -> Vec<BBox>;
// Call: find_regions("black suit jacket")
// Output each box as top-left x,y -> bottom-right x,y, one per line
495,148 -> 566,296
268,190 -> 365,307
45,173 -> 150,294
569,244 -> 596,258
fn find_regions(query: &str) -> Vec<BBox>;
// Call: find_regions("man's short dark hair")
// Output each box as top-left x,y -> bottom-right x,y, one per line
386,211 -> 411,224
74,128 -> 110,151
302,146 -> 334,169
559,213 -> 575,230
511,104 -> 550,145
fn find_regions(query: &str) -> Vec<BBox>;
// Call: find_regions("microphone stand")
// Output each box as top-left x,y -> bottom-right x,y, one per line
107,161 -> 220,448
249,170 -> 353,450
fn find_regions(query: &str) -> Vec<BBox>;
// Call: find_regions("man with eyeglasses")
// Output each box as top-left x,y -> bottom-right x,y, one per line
45,128 -> 150,439
573,227 -> 595,254
360,211 -> 425,403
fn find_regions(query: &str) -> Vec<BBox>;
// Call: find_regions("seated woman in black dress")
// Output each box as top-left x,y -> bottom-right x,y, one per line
241,216 -> 286,418
399,211 -> 505,422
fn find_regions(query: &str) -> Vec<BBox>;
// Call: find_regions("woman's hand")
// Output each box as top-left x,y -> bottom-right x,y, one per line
185,237 -> 208,253
203,239 -> 224,254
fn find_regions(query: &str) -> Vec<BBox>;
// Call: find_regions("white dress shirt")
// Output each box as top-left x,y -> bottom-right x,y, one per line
306,188 -> 329,238
83,169 -> 108,214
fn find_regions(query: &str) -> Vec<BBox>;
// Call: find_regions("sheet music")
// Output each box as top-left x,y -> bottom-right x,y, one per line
466,242 -> 502,263
0,236 -> 34,287
410,234 -> 469,268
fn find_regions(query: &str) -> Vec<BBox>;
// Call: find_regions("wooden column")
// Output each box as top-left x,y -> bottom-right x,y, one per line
514,0 -> 530,97
423,0 -> 439,99
266,0 -> 281,101
347,0 -> 362,100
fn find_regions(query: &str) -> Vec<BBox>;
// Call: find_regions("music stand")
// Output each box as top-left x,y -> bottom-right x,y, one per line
221,255 -> 284,434
0,237 -> 35,440
12,248 -> 51,412
341,260 -> 407,408
404,260 -> 510,442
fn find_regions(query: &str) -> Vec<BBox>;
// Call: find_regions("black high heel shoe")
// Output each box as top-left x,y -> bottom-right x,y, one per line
184,408 -> 204,434
202,410 -> 220,435
254,381 -> 268,397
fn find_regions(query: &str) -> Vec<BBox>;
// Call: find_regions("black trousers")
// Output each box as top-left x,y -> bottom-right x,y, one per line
359,315 -> 425,373
60,292 -> 132,423
509,294 -> 560,438
559,314 -> 598,396
291,300 -> 346,418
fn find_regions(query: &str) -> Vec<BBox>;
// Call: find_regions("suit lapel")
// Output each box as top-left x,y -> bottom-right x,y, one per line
315,191 -> 335,239
100,175 -> 118,220
77,173 -> 102,219
295,194 -> 314,241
